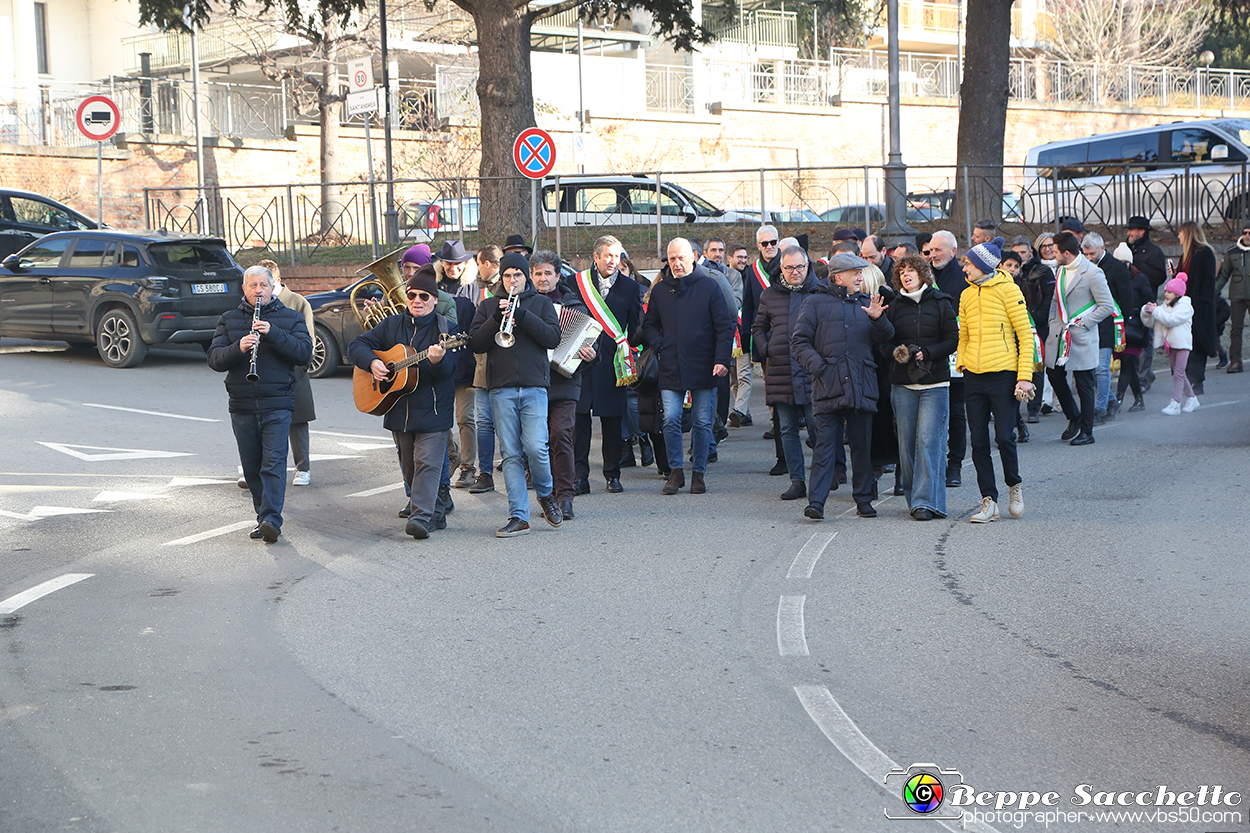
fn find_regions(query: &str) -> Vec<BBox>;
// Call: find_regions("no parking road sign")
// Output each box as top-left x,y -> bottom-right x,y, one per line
513,128 -> 557,179
76,95 -> 120,142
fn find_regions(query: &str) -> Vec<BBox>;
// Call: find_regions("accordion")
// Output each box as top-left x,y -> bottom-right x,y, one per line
549,303 -> 603,378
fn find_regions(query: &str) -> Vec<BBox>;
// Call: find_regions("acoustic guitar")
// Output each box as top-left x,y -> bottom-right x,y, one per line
353,333 -> 470,415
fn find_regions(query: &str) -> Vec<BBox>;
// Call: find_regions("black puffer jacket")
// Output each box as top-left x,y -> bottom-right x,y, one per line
881,286 -> 958,387
208,298 -> 312,414
751,270 -> 821,406
639,264 -> 734,392
1019,256 -> 1056,343
791,283 -> 895,414
468,281 -> 561,390
348,310 -> 457,433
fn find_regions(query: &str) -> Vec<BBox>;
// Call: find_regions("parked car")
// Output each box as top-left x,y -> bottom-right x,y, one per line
399,196 -> 480,242
819,202 -> 944,225
0,230 -> 243,367
730,207 -> 823,224
303,275 -> 382,377
1021,118 -> 1250,226
539,176 -> 742,226
0,188 -> 98,259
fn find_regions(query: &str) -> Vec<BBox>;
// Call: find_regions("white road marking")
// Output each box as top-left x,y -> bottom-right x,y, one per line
795,687 -> 1000,833
347,482 -> 405,498
0,506 -> 109,521
0,573 -> 94,616
788,531 -> 837,579
338,442 -> 398,451
0,485 -> 90,494
167,477 -> 237,488
38,442 -> 194,462
162,521 -> 256,546
310,429 -> 392,440
1193,399 -> 1242,409
307,454 -> 360,462
82,403 -> 219,422
776,595 -> 809,656
92,491 -> 169,503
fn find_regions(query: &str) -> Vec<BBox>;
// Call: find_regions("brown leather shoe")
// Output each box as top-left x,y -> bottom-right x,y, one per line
661,469 -> 685,495
1228,361 -> 1244,373
690,472 -> 706,494
467,473 -> 494,494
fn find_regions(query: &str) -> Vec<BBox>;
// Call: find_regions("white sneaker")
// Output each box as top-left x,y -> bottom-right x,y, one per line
237,476 -> 248,489
1182,396 -> 1200,413
970,496 -> 999,524
293,470 -> 311,486
1161,400 -> 1182,415
1008,483 -> 1024,518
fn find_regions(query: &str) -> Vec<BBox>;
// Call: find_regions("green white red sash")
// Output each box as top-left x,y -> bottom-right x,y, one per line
1054,265 -> 1094,366
733,310 -> 743,358
1027,311 -> 1043,370
752,260 -> 770,293
1110,299 -> 1126,353
575,269 -> 638,386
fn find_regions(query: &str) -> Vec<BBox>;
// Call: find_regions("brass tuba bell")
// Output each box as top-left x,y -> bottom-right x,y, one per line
350,248 -> 410,331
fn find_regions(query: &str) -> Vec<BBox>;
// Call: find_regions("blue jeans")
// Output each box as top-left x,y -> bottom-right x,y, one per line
490,387 -> 553,521
622,388 -> 641,440
775,402 -> 815,483
231,409 -> 292,530
891,385 -> 949,517
660,388 -> 715,474
474,387 -> 495,475
1096,347 -> 1112,412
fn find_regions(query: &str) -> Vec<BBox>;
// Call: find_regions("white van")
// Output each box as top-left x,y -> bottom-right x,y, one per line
1021,119 -> 1250,227
539,176 -> 742,226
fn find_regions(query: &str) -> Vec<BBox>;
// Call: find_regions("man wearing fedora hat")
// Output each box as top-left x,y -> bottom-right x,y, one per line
502,234 -> 534,256
1125,216 -> 1167,391
433,241 -> 478,298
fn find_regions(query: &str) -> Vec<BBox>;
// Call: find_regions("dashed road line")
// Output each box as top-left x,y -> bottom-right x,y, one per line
83,403 -> 219,422
347,482 -> 406,498
0,574 -> 94,616
787,531 -> 837,579
776,595 -> 809,656
162,521 -> 255,546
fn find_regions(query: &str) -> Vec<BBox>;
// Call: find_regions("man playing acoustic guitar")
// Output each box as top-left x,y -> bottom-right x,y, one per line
349,264 -> 460,539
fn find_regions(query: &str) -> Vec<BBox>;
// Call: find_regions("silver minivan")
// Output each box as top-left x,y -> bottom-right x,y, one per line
539,176 -> 742,226
1021,119 -> 1250,227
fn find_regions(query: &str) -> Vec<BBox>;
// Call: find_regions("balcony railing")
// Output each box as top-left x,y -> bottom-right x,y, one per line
715,10 -> 798,49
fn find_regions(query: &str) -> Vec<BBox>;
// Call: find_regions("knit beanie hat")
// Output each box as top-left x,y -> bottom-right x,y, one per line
1113,241 -> 1133,263
401,244 -> 432,266
406,264 -> 439,297
965,236 -> 1005,276
499,252 -> 531,281
1164,271 -> 1188,297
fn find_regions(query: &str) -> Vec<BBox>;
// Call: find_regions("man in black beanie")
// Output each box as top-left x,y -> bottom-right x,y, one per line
468,253 -> 564,537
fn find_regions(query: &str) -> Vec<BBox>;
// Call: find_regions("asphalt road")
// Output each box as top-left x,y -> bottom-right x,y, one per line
1,338 -> 1247,833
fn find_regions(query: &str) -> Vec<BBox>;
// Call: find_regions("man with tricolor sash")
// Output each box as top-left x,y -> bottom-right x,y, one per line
1044,231 -> 1116,447
737,226 -> 783,428
571,235 -> 645,495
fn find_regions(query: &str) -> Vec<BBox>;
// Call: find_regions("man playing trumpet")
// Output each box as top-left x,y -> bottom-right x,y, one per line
468,253 -> 564,537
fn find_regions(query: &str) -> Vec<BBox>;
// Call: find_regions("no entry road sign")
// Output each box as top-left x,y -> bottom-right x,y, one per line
513,128 -> 557,179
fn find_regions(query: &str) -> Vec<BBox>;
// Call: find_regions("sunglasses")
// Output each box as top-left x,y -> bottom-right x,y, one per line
406,291 -> 434,302
759,239 -> 779,247
922,249 -> 932,255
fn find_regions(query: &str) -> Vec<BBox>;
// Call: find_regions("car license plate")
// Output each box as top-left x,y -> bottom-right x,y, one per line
192,283 -> 227,294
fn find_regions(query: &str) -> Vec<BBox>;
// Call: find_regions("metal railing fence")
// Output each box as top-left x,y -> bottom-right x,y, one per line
141,162 -> 1249,267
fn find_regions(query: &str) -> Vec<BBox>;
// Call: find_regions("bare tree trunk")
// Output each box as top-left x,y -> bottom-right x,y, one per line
320,16 -> 343,237
952,0 -> 1013,230
471,2 -> 535,242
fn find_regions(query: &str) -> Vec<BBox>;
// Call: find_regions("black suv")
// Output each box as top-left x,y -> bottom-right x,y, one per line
0,230 -> 244,367
0,189 -> 98,259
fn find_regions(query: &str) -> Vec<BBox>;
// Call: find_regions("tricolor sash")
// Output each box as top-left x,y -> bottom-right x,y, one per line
575,269 -> 638,386
751,260 -> 771,293
1026,311 -> 1044,371
733,310 -> 743,358
1054,265 -> 1094,366
1110,299 -> 1126,353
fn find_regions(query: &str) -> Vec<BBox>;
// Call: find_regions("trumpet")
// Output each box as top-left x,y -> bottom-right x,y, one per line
246,299 -> 261,381
495,283 -> 519,348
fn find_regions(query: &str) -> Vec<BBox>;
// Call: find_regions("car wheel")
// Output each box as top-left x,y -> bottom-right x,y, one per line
308,324 -> 340,378
96,308 -> 149,368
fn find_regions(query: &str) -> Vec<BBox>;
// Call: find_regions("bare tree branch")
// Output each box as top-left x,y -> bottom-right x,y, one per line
1046,0 -> 1212,68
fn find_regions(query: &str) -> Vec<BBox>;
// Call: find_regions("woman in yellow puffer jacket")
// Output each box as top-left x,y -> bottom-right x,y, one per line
955,237 -> 1036,524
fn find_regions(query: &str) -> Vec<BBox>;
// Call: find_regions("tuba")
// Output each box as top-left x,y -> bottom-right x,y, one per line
350,248 -> 410,331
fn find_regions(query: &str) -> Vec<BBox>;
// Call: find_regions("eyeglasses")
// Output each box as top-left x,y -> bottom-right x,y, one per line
406,291 -> 434,302
759,239 -> 779,247
781,264 -> 807,272
1040,243 -> 1057,250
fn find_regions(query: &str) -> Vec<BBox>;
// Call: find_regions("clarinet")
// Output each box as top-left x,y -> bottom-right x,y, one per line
246,300 -> 261,381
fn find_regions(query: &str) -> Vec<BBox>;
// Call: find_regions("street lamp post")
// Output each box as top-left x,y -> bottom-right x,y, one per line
880,0 -> 916,244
